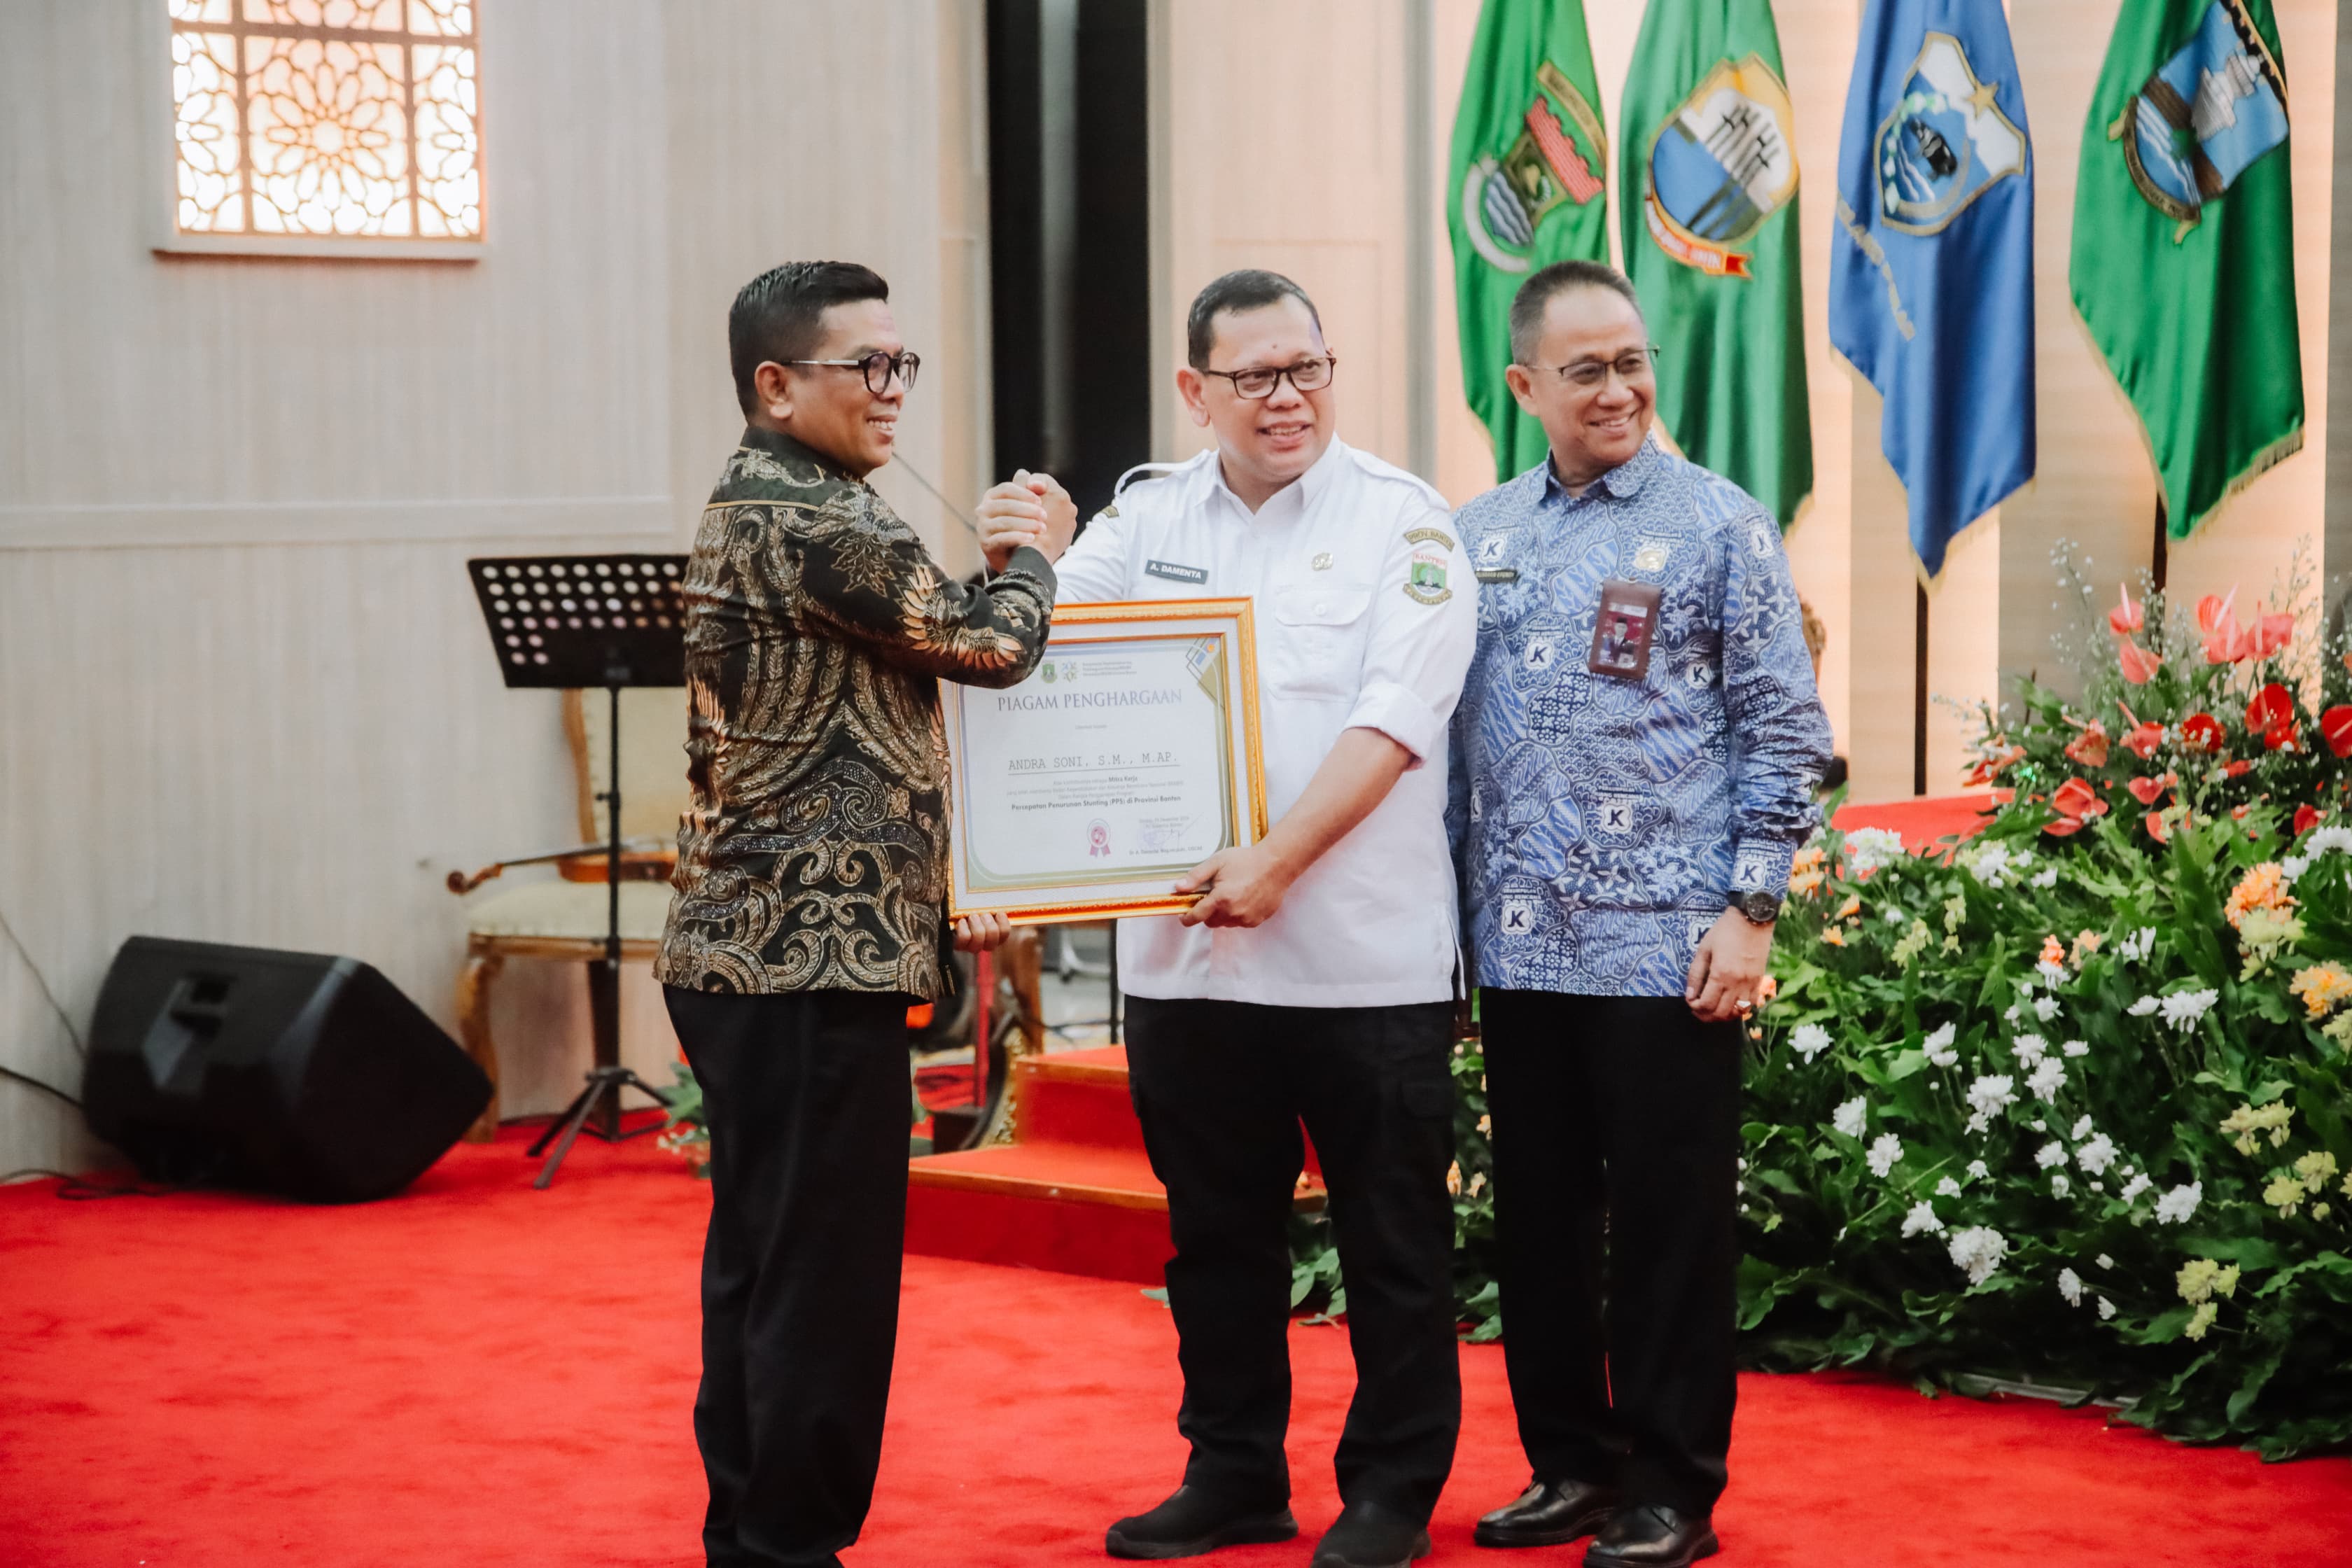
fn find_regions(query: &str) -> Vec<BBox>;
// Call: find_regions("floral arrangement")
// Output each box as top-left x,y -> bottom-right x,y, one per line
1741,549 -> 2352,1458
1293,547 -> 2352,1460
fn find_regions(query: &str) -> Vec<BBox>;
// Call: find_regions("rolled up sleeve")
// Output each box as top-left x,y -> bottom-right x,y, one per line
1720,506 -> 1835,897
1342,496 -> 1478,769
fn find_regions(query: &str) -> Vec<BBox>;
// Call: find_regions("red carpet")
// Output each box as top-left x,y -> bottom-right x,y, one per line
4,1124 -> 2348,1568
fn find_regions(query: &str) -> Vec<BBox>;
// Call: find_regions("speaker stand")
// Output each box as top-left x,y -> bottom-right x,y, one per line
528,680 -> 669,1189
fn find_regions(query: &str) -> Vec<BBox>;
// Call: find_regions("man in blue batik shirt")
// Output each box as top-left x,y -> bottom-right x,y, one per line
1450,261 -> 1831,1568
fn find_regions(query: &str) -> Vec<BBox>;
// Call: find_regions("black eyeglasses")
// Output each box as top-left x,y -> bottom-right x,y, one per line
1200,354 -> 1337,400
1522,345 -> 1660,390
781,350 -> 921,396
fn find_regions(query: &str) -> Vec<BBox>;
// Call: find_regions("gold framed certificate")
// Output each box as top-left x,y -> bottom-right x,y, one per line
941,598 -> 1268,925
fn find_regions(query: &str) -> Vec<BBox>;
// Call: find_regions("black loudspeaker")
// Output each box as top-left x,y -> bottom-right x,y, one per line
83,937 -> 492,1203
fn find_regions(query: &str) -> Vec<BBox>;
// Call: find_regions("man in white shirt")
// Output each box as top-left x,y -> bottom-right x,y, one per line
978,271 -> 1476,1568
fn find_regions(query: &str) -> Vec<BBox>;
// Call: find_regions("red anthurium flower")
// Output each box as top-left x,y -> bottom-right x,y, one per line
2178,713 -> 2224,752
2196,589 -> 2236,634
2295,804 -> 2323,836
2064,721 -> 2110,768
2248,683 -> 2295,733
2118,640 -> 2163,683
2223,759 -> 2253,778
2267,722 -> 2300,752
2108,584 -> 2144,636
2144,811 -> 2171,844
2323,705 -> 2352,759
2051,778 -> 2108,820
2122,722 -> 2164,759
2255,612 -> 2294,659
2125,774 -> 2173,806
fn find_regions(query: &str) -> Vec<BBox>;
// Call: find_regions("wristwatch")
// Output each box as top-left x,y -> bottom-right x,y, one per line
1728,890 -> 1780,926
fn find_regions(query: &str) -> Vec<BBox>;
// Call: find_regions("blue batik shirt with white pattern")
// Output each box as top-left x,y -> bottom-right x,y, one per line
1447,438 -> 1833,997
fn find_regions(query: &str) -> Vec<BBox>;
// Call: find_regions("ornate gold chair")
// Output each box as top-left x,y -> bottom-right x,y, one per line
451,688 -> 688,1141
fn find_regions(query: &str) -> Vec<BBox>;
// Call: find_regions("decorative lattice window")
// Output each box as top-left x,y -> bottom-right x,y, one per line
165,1 -> 481,251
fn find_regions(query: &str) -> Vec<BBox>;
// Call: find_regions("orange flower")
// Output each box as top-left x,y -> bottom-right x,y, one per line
2070,930 -> 2104,966
2127,772 -> 2176,806
1821,926 -> 1847,947
1757,975 -> 1779,1004
2255,612 -> 2294,659
2118,640 -> 2163,684
2039,934 -> 2066,969
2064,721 -> 2111,769
2045,778 -> 2108,838
1837,894 -> 1863,919
2145,811 -> 2171,844
2224,862 -> 2295,931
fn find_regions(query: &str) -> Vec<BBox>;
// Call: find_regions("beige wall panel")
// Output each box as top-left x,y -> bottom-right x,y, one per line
1926,512 -> 2005,789
2,0 -> 986,1173
1154,0 -> 1413,472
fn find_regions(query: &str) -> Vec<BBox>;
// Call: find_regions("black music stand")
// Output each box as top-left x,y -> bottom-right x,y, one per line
465,552 -> 688,1187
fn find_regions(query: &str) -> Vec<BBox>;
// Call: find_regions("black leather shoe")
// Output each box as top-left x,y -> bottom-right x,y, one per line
1310,1501 -> 1431,1568
1105,1485 -> 1298,1560
1583,1505 -> 1718,1568
1474,1477 -> 1620,1548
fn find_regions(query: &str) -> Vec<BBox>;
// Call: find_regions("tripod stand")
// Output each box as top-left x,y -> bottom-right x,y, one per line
465,553 -> 688,1187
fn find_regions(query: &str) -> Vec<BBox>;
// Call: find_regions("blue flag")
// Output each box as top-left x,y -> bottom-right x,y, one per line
1828,0 -> 2035,577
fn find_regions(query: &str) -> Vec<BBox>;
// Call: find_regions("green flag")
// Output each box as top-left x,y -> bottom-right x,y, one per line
2071,0 -> 2303,540
1619,0 -> 1813,526
1446,0 -> 1613,481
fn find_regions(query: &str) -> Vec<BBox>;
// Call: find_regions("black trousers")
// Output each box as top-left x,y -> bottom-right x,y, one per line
1480,988 -> 1742,1515
1124,995 -> 1462,1522
663,986 -> 912,1568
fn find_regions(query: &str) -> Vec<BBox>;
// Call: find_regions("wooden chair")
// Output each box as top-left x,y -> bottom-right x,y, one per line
451,688 -> 689,1142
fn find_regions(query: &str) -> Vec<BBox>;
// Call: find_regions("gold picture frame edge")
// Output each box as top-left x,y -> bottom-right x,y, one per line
946,596 -> 1268,923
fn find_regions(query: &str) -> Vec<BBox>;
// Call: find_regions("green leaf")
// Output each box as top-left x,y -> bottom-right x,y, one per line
2178,1236 -> 2291,1271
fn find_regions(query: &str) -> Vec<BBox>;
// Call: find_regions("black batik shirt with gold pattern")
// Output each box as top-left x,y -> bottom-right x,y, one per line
655,427 -> 1056,1000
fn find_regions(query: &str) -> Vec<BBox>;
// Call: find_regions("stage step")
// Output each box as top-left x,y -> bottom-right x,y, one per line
905,1044 -> 1324,1283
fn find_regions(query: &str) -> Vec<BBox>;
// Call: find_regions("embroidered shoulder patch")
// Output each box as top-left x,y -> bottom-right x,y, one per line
1402,526 -> 1455,605
1099,503 -> 1119,519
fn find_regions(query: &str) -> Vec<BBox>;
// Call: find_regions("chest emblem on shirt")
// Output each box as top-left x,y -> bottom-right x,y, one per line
1632,542 -> 1670,573
1146,559 -> 1208,585
1499,894 -> 1542,937
1520,634 -> 1562,676
1593,791 -> 1643,842
1310,552 -> 1334,570
1402,527 -> 1455,606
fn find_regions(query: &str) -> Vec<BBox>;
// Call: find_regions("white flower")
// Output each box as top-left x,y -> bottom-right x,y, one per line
1833,1097 -> 1868,1139
2096,1254 -> 2115,1270
1922,1021 -> 1959,1068
2118,927 -> 2157,964
2035,1140 -> 2068,1170
2119,1172 -> 2153,1204
1843,827 -> 1907,876
2033,995 -> 2062,1022
1902,1200 -> 1945,1238
1963,1075 -> 2017,1133
2062,1039 -> 2090,1058
2283,856 -> 2310,883
1966,1158 -> 1989,1180
2059,1268 -> 2085,1306
1868,1133 -> 1904,1178
2031,1119 -> 2047,1132
2077,1134 -> 2118,1176
2097,1296 -> 2118,1320
2050,1173 -> 2072,1198
1884,904 -> 1909,925
1791,1023 -> 1833,1063
2026,1058 -> 2067,1102
2071,1114 -> 2095,1139
2306,825 -> 2352,858
2012,1034 -> 2048,1065
2159,989 -> 2220,1033
1935,1175 -> 1962,1197
1966,844 -> 2015,886
2127,995 -> 2162,1017
2154,1181 -> 2203,1224
2003,1003 -> 2022,1025
1948,1225 -> 2010,1286
2036,956 -> 2067,986
2030,867 -> 2061,889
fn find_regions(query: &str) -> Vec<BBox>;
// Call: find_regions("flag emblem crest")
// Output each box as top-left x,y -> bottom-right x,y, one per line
1644,55 -> 1800,278
2114,0 -> 2288,239
1872,32 -> 2027,235
1462,60 -> 1609,274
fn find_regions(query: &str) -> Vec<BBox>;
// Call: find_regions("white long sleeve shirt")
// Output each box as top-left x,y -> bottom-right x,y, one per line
1048,438 -> 1477,1007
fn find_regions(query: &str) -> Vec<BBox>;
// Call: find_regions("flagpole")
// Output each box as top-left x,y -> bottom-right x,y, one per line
2151,497 -> 2169,592
1913,582 -> 1929,797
